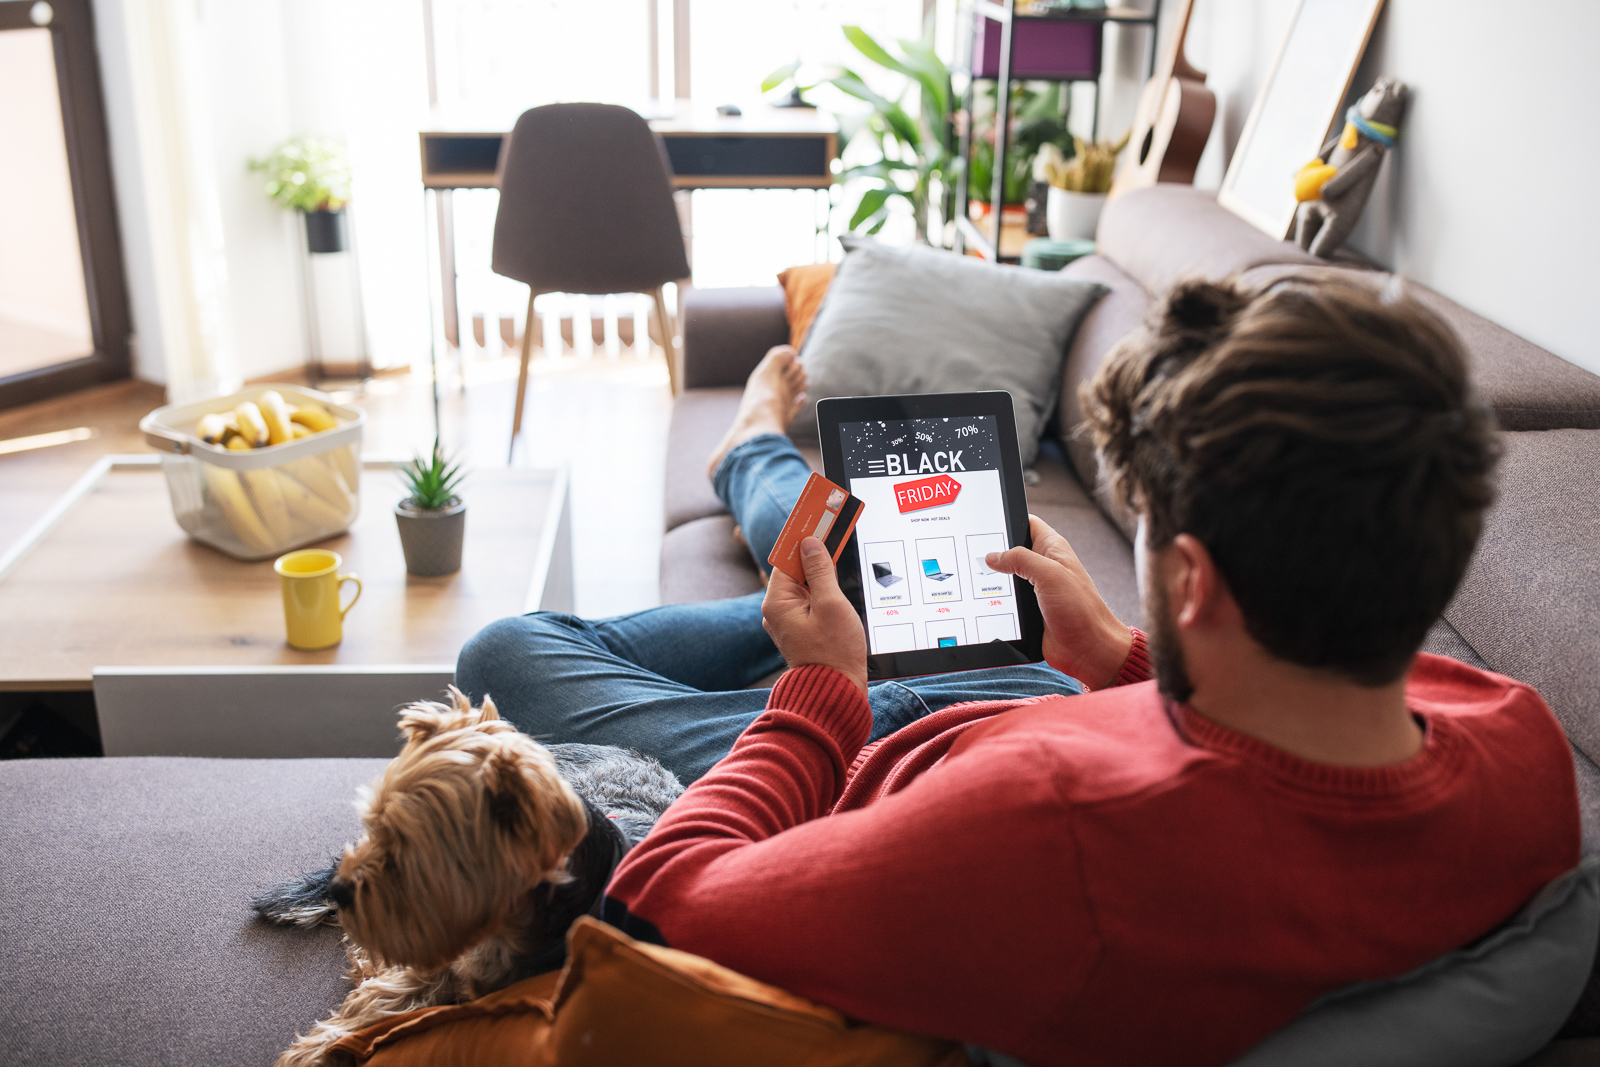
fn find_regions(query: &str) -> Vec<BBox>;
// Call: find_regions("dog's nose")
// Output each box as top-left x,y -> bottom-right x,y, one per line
329,878 -> 355,909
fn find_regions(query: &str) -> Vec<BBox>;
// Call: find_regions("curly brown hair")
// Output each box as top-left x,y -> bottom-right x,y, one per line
1083,275 -> 1500,685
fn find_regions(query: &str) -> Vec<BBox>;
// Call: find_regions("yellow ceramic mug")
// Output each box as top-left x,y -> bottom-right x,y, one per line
274,549 -> 362,650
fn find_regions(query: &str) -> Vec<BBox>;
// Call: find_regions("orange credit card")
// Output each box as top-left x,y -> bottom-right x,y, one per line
767,472 -> 865,584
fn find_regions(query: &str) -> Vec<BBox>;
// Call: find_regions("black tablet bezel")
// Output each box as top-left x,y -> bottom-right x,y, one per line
816,391 -> 1046,681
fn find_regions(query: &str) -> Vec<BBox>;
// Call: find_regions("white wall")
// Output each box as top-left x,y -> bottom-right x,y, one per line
93,0 -> 431,389
1157,0 -> 1600,376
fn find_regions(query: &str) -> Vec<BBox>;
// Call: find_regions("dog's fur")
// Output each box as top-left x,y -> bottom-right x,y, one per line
252,689 -> 682,1067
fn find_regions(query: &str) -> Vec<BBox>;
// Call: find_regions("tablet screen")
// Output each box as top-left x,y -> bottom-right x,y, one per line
837,415 -> 1022,655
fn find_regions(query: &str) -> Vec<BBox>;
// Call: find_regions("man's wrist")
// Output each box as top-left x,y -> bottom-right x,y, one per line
1082,618 -> 1136,691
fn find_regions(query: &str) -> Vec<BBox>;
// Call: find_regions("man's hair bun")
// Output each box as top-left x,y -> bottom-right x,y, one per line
1162,278 -> 1249,337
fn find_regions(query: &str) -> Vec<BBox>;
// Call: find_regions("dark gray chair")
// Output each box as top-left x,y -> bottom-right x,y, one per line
492,103 -> 691,456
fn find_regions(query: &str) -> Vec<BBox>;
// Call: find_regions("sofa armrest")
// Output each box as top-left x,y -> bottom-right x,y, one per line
681,286 -> 789,389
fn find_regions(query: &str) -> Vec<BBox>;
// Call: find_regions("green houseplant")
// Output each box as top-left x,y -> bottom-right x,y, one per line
250,138 -> 353,253
765,26 -> 955,242
394,438 -> 467,576
968,81 -> 1075,214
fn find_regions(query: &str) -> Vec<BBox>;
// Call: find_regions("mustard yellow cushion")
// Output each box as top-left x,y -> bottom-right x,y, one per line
334,917 -> 964,1067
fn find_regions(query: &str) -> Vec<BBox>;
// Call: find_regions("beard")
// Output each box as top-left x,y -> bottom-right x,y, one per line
1146,570 -> 1195,704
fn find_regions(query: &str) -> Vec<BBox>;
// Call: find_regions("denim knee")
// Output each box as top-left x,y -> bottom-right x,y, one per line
455,611 -> 589,701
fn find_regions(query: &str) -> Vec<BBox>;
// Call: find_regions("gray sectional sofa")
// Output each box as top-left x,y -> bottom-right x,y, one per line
663,188 -> 1600,1055
2,187 -> 1597,1066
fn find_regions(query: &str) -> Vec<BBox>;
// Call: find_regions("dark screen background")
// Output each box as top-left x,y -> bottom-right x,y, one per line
838,416 -> 1000,479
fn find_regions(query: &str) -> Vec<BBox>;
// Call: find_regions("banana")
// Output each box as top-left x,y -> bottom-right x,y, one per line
241,468 -> 293,544
273,469 -> 353,531
289,405 -> 338,434
226,435 -> 253,451
204,466 -> 274,555
234,401 -> 270,448
258,390 -> 296,445
290,423 -> 312,439
280,455 -> 352,513
197,412 -> 229,445
328,444 -> 360,494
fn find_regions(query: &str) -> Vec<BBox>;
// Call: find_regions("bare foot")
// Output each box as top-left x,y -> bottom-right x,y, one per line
706,345 -> 807,481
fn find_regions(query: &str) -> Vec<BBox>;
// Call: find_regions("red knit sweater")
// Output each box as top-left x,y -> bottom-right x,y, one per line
605,635 -> 1580,1067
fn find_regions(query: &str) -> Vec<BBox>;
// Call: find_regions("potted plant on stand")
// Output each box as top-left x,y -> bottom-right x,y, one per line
395,439 -> 466,577
250,138 -> 352,252
1038,131 -> 1131,241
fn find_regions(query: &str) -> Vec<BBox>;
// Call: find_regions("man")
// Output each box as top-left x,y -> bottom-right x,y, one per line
458,276 -> 1579,1066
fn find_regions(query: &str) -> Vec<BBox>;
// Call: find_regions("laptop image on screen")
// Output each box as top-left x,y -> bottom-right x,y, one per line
921,559 -> 954,581
871,562 -> 903,587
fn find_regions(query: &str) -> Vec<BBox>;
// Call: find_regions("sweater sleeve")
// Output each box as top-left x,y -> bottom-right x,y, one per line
603,664 -> 1094,1050
1112,628 -> 1152,686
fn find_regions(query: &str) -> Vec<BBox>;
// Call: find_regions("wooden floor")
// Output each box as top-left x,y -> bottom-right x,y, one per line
0,351 -> 675,619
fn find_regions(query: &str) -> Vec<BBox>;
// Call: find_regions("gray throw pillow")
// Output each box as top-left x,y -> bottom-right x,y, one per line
790,238 -> 1107,465
968,857 -> 1600,1067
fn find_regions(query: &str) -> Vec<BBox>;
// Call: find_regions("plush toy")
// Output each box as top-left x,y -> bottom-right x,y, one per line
1293,76 -> 1407,258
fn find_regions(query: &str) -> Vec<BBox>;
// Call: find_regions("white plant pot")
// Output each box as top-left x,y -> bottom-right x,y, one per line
1046,187 -> 1107,241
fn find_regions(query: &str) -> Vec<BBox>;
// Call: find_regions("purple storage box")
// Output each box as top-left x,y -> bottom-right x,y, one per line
973,15 -> 1102,80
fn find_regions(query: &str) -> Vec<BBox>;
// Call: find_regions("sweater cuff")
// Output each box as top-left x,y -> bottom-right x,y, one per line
1112,628 -> 1152,686
767,665 -> 872,755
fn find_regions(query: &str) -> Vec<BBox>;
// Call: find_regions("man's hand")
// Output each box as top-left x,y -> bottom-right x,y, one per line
762,537 -> 869,696
986,515 -> 1133,690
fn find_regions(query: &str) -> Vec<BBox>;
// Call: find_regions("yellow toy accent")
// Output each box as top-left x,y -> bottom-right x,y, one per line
1295,161 -> 1339,203
1339,121 -> 1359,151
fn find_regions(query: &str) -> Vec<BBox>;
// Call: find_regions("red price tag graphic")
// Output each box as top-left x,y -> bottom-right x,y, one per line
893,473 -> 961,514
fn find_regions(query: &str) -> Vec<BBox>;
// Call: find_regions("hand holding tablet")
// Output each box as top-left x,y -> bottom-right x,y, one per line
817,391 -> 1046,680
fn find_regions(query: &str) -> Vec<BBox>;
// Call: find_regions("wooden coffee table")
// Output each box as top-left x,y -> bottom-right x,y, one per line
0,455 -> 571,757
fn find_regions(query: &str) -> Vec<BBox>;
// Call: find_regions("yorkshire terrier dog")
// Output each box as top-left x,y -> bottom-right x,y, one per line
252,688 -> 682,1067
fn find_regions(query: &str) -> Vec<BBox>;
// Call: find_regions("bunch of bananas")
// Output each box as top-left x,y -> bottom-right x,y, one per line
190,392 -> 359,557
195,391 -> 338,450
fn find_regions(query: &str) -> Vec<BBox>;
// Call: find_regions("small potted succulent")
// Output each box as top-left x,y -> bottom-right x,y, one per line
394,438 -> 466,576
1038,131 -> 1131,241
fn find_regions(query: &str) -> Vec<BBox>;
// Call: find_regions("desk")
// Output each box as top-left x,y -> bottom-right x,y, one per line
420,102 -> 838,351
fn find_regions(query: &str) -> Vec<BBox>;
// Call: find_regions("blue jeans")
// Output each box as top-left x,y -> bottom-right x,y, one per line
455,434 -> 1081,784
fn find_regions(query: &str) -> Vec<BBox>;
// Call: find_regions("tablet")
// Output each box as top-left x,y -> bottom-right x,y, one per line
817,392 -> 1045,680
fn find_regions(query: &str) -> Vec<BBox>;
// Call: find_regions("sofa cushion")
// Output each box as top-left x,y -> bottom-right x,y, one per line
680,286 -> 790,390
0,755 -> 388,1067
1443,429 -> 1600,765
791,238 -> 1107,465
1096,186 -> 1321,296
660,515 -> 765,604
665,388 -> 742,532
776,263 -> 836,350
1238,265 -> 1600,432
1052,254 -> 1149,539
340,917 -> 965,1067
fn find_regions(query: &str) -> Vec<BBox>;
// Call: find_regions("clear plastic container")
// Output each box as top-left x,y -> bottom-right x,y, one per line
139,385 -> 367,561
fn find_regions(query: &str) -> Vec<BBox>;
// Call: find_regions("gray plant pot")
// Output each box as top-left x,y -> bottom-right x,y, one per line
395,498 -> 465,576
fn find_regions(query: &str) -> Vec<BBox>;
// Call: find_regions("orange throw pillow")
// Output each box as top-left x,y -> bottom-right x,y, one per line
777,262 -> 837,351
334,917 -> 964,1067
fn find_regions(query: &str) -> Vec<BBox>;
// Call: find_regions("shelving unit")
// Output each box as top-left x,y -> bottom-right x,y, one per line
952,0 -> 1161,261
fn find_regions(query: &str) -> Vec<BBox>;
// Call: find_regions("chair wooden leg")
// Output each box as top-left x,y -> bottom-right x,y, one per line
651,286 -> 680,396
509,291 -> 538,463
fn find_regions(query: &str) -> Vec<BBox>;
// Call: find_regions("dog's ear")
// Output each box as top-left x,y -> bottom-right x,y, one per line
481,744 -> 588,881
397,700 -> 454,745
